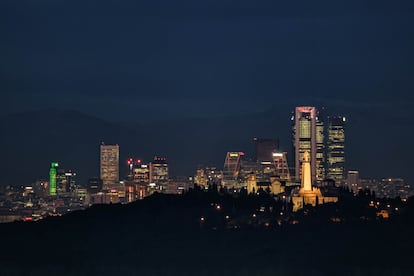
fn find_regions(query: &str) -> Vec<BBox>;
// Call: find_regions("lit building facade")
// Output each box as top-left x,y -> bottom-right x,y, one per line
272,152 -> 291,181
316,118 -> 325,181
133,163 -> 150,185
360,178 -> 412,199
195,166 -> 222,189
292,107 -> 325,183
49,162 -> 58,196
100,144 -> 119,188
327,116 -> 346,183
149,156 -> 169,191
222,152 -> 244,189
56,169 -> 77,194
347,170 -> 360,194
194,169 -> 208,189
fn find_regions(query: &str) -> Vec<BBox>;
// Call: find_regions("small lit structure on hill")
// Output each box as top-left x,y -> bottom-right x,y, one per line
291,151 -> 338,212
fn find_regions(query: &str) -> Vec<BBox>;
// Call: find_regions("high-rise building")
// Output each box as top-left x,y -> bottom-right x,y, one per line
49,162 -> 58,196
272,152 -> 291,181
327,116 -> 346,183
347,170 -> 360,194
56,169 -> 77,194
100,144 -> 119,188
253,138 -> 279,162
133,162 -> 150,185
149,156 -> 169,191
316,118 -> 325,181
292,107 -> 324,183
222,152 -> 244,188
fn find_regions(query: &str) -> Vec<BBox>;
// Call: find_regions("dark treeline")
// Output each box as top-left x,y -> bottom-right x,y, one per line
1,189 -> 414,275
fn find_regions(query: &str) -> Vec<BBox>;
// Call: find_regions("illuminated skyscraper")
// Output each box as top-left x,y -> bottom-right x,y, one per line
49,162 -> 58,196
326,116 -> 346,183
222,152 -> 244,188
292,107 -> 325,183
272,152 -> 291,181
100,144 -> 119,188
149,156 -> 169,191
133,162 -> 150,185
316,118 -> 325,181
347,170 -> 359,194
56,169 -> 77,194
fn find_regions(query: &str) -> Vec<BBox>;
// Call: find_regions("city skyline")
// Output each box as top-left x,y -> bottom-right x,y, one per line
0,104 -> 411,186
1,1 -> 414,275
2,0 -> 413,187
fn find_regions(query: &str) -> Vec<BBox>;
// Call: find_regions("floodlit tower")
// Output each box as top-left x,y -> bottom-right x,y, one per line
327,116 -> 346,183
49,162 -> 59,196
301,151 -> 312,191
100,144 -> 119,189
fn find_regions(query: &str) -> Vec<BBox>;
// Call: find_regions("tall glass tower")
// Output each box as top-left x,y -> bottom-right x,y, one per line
327,116 -> 346,183
100,144 -> 119,188
292,107 -> 325,183
49,162 -> 59,196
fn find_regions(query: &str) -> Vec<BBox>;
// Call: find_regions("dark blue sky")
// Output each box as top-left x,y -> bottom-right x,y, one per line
1,0 -> 414,182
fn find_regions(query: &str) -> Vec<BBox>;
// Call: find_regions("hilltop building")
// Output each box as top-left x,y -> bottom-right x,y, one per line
291,151 -> 338,212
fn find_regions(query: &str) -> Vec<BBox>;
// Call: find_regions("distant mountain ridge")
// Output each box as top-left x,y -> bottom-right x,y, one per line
1,106 -> 412,186
0,108 -> 292,186
0,109 -> 136,186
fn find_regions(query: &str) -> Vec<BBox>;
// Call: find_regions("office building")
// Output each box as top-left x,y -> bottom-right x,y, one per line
222,152 -> 244,189
347,170 -> 360,194
133,163 -> 150,185
100,144 -> 119,188
316,118 -> 325,181
49,162 -> 58,196
292,106 -> 325,183
149,156 -> 169,191
272,152 -> 291,181
327,116 -> 346,183
56,169 -> 77,194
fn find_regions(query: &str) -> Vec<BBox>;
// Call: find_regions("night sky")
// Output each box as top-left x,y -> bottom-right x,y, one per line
1,0 -> 414,184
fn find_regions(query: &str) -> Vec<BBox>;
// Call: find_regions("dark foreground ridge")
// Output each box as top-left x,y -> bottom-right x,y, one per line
1,191 -> 414,275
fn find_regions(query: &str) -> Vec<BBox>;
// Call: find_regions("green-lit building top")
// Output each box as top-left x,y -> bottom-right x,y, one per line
49,162 -> 59,196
